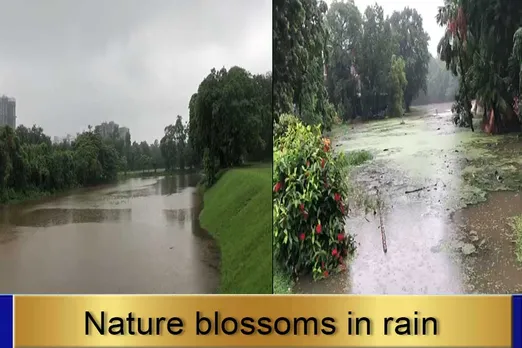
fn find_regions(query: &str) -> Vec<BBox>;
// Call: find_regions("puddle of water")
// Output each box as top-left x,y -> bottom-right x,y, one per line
298,102 -> 522,294
0,174 -> 220,294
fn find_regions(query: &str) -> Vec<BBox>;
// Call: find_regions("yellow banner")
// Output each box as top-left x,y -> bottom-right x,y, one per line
15,295 -> 510,347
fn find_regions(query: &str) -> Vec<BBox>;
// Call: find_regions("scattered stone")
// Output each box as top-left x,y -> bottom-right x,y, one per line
454,241 -> 466,250
478,239 -> 486,248
470,235 -> 479,242
469,230 -> 478,236
455,149 -> 459,152
383,148 -> 389,152
430,244 -> 442,253
461,243 -> 477,255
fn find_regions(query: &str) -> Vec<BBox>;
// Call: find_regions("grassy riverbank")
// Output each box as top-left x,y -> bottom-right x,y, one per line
199,164 -> 272,293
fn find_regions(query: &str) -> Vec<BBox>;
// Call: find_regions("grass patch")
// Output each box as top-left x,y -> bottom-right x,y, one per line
273,262 -> 294,294
199,165 -> 272,293
346,150 -> 373,166
509,215 -> 522,264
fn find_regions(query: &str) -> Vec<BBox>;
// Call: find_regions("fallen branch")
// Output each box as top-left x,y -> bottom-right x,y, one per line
375,187 -> 387,254
405,186 -> 427,194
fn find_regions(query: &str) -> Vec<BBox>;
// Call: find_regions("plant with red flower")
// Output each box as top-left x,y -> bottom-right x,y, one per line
273,114 -> 356,281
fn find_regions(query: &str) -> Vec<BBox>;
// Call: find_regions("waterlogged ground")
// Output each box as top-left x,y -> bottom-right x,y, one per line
297,102 -> 522,294
0,174 -> 220,294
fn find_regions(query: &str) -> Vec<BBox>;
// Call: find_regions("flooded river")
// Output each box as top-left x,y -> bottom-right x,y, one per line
0,174 -> 220,294
298,103 -> 522,294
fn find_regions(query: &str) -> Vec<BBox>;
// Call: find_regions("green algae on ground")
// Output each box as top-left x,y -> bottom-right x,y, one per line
461,135 -> 522,197
346,150 -> 373,166
509,215 -> 522,263
313,104 -> 522,294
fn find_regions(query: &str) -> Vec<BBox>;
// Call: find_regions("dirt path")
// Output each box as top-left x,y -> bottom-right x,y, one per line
297,103 -> 522,294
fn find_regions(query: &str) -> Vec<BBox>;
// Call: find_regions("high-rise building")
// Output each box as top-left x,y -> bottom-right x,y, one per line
0,95 -> 16,129
118,127 -> 129,139
95,121 -> 129,139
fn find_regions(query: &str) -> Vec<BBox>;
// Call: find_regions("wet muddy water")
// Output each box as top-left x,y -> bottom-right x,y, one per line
0,174 -> 220,294
297,102 -> 522,294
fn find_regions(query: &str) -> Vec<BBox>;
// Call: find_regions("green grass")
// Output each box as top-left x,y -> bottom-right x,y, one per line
273,263 -> 294,294
509,215 -> 522,264
346,150 -> 373,166
199,164 -> 272,293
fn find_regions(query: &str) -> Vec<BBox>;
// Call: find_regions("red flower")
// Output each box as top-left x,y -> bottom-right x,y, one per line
331,248 -> 338,257
315,224 -> 322,234
299,203 -> 305,212
322,138 -> 331,152
273,181 -> 282,193
323,270 -> 329,278
321,261 -> 325,268
303,212 -> 309,220
321,158 -> 326,168
334,193 -> 341,201
337,233 -> 344,241
299,233 -> 305,241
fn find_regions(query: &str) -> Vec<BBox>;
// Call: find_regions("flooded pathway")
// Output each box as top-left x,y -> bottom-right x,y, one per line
298,102 -> 522,294
0,174 -> 220,294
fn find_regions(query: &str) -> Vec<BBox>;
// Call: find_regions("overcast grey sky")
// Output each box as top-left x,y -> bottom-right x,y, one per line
326,0 -> 445,56
0,0 -> 272,143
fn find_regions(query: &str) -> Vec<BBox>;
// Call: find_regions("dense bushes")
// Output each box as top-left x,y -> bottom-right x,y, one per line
0,125 -> 120,203
273,115 -> 355,280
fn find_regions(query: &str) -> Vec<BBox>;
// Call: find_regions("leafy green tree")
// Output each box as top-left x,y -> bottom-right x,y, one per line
389,7 -> 430,111
273,0 -> 333,127
0,124 -> 120,203
358,4 -> 396,117
388,55 -> 408,117
187,66 -> 272,184
325,0 -> 363,121
160,124 -> 178,171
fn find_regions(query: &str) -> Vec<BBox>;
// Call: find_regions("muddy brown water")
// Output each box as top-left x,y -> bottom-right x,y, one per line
0,174 -> 220,294
297,102 -> 522,294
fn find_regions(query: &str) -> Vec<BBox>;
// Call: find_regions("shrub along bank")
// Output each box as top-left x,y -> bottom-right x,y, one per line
273,115 -> 355,291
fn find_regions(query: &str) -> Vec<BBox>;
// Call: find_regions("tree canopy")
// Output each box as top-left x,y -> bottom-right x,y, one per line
187,66 -> 272,185
437,0 -> 522,133
275,0 -> 432,124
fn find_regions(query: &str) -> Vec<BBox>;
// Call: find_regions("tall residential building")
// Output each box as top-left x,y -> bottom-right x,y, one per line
95,121 -> 118,138
95,121 -> 129,139
118,127 -> 129,139
0,95 -> 16,129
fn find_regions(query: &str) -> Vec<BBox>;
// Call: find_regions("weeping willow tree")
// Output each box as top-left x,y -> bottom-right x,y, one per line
437,0 -> 522,133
